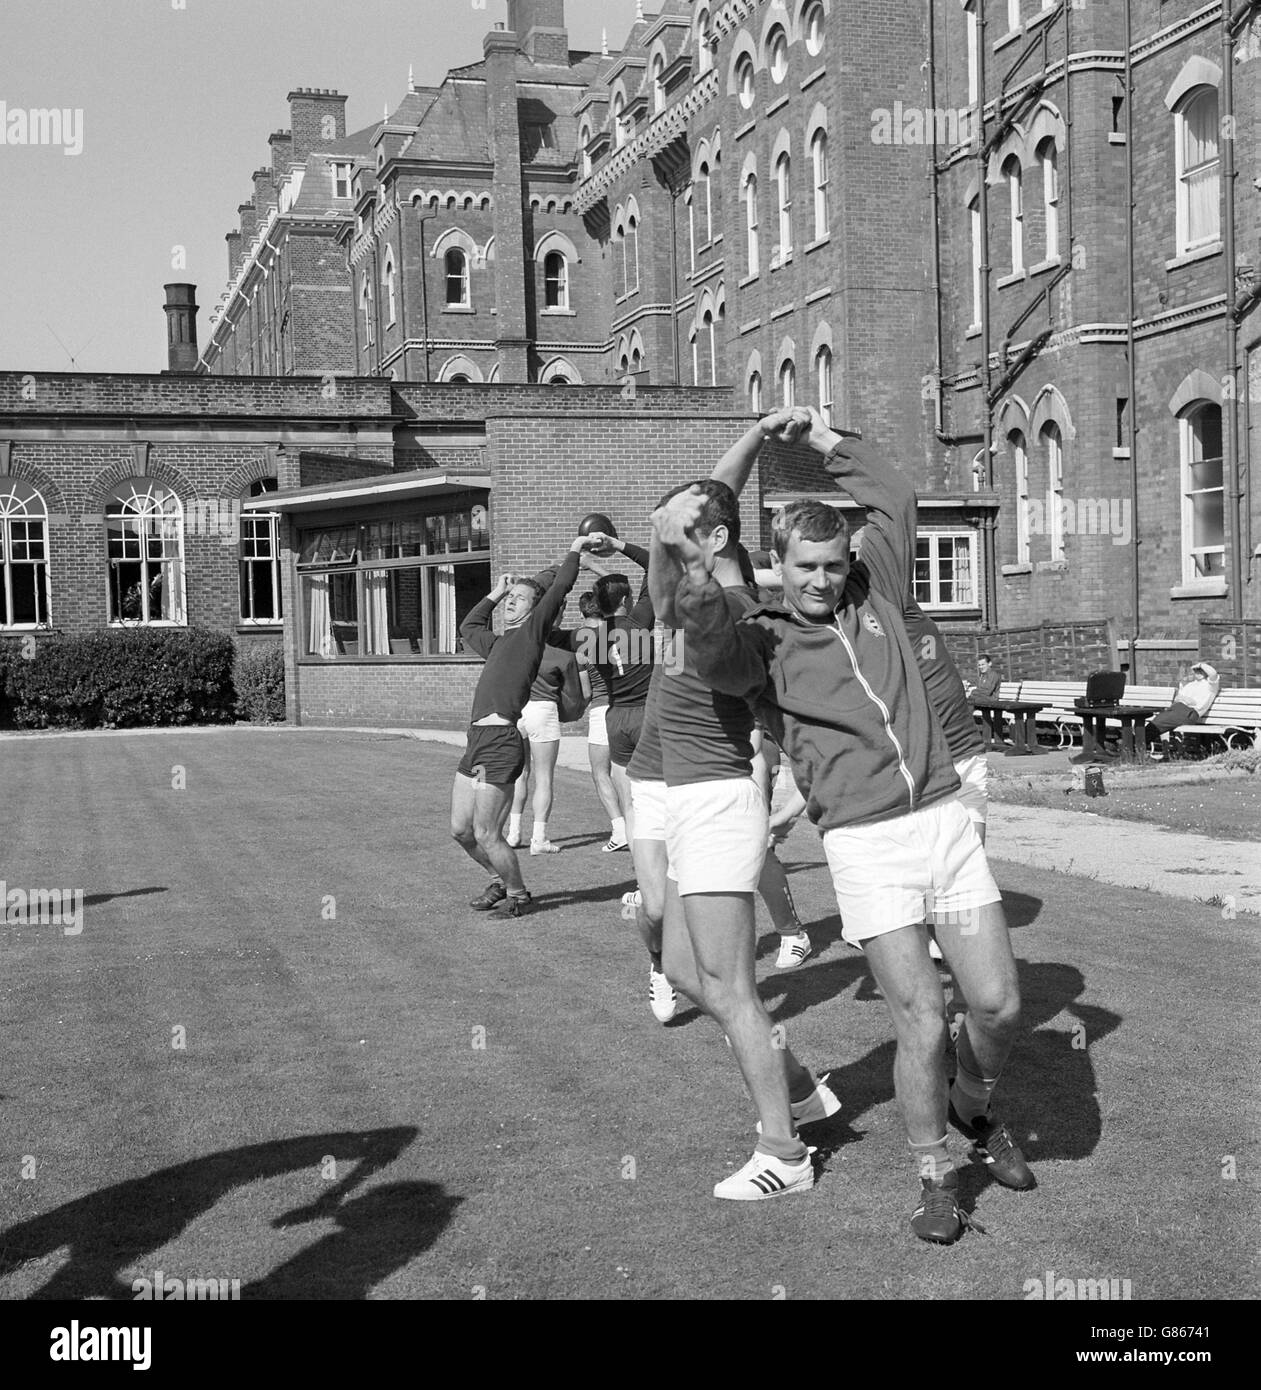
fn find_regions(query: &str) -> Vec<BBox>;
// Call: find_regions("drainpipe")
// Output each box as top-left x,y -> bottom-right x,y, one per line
1124,0 -> 1141,682
417,208 -> 434,381
1223,0 -> 1244,620
977,1 -> 998,628
669,184 -> 682,385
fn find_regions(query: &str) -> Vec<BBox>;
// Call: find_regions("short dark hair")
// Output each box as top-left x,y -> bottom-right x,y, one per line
578,591 -> 602,618
772,500 -> 849,557
594,573 -> 631,616
656,478 -> 741,549
978,652 -> 993,663
513,577 -> 546,604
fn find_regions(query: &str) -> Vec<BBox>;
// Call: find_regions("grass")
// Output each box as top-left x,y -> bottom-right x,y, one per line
992,767 -> 1261,841
0,729 -> 1258,1300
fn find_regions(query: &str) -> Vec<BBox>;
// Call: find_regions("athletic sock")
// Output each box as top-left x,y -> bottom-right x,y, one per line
788,1068 -> 817,1105
610,816 -> 627,842
755,1131 -> 808,1164
952,1022 -> 999,1125
649,950 -> 663,972
507,814 -> 522,840
909,1134 -> 954,1183
531,821 -> 547,844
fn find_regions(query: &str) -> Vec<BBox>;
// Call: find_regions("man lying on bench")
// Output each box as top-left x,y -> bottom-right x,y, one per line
1145,661 -> 1220,760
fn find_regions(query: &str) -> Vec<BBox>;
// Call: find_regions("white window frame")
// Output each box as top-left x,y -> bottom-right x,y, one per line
697,7 -> 714,74
816,346 -> 833,425
360,276 -> 375,346
1011,432 -> 1030,565
1040,141 -> 1059,261
1006,157 -> 1024,274
750,370 -> 763,414
1043,423 -> 1065,562
914,531 -> 979,611
544,250 -> 570,310
653,53 -> 667,113
332,162 -> 352,199
805,2 -> 825,57
0,480 -> 51,629
769,27 -> 789,84
1175,87 -> 1221,254
745,171 -> 759,274
383,251 -> 397,325
970,198 -> 983,326
811,130 -> 829,240
776,153 -> 792,260
966,2 -> 979,108
444,247 -> 470,308
780,359 -> 795,408
239,479 -> 282,625
1007,0 -> 1022,34
612,92 -> 627,148
1180,403 -> 1226,583
105,480 -> 187,627
738,54 -> 755,109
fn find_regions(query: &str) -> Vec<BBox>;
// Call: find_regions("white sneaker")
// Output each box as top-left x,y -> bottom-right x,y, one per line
505,829 -> 521,849
602,837 -> 630,853
622,890 -> 642,907
775,931 -> 812,969
529,839 -> 561,855
927,933 -> 943,961
792,1077 -> 841,1126
713,1149 -> 815,1201
649,966 -> 677,1023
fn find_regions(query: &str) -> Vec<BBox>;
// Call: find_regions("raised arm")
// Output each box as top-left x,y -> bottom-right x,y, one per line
459,572 -> 513,658
524,543 -> 585,641
711,408 -> 812,497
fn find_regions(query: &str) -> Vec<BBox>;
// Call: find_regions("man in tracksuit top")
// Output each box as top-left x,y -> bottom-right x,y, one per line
451,537 -> 590,918
661,407 -> 1033,1243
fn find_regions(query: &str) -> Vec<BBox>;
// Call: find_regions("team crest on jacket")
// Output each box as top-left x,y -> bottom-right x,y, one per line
862,611 -> 886,637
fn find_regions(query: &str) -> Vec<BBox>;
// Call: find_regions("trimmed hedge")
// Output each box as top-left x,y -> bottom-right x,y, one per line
234,642 -> 286,723
0,628 -> 238,730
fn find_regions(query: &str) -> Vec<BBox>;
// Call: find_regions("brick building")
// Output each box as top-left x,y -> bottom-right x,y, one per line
201,0 -> 1261,680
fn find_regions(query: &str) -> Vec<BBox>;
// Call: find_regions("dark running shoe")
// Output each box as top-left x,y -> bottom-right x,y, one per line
911,1167 -> 963,1244
948,1102 -> 1036,1190
496,890 -> 533,918
469,881 -> 507,911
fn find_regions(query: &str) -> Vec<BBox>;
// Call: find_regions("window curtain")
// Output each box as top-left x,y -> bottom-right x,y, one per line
363,570 -> 391,655
1184,95 -> 1220,245
307,575 -> 333,657
437,565 -> 456,653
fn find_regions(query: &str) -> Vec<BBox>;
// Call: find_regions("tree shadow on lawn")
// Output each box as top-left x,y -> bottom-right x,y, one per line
0,1126 -> 460,1300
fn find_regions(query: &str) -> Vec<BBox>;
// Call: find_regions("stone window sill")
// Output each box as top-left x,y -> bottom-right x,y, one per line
1165,242 -> 1222,272
1170,579 -> 1227,600
996,269 -> 1028,289
1001,563 -> 1033,576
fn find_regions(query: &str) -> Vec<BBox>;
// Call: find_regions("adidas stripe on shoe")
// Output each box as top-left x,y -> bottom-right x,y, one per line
713,1149 -> 814,1201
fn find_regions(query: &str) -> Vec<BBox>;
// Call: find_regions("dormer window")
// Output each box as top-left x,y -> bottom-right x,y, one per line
332,162 -> 352,199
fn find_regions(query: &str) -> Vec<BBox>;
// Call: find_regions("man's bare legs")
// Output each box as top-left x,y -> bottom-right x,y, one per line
610,763 -> 635,844
528,739 -> 560,847
631,835 -> 667,958
451,774 -> 526,896
933,900 -> 1020,1088
588,742 -> 623,834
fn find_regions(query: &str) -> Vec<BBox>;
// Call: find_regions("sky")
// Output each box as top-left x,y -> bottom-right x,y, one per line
0,0 -> 641,374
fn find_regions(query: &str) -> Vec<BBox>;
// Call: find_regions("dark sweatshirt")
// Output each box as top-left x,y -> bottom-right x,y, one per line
675,444 -> 959,831
460,552 -> 580,724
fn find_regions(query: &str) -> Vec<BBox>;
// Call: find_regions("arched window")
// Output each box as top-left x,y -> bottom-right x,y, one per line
697,7 -> 714,74
240,477 -> 282,624
704,307 -> 717,386
816,346 -> 833,425
969,194 -> 983,326
736,53 -> 755,109
699,159 -> 713,243
804,1 -> 826,57
1038,139 -> 1059,261
445,247 -> 470,307
750,370 -> 763,414
448,374 -> 471,384
544,250 -> 569,310
811,130 -> 829,239
0,480 -> 50,627
768,26 -> 789,84
1007,0 -> 1022,32
1180,402 -> 1225,581
612,91 -> 627,147
1010,431 -> 1030,565
776,153 -> 792,261
360,276 -> 375,346
626,206 -> 640,293
579,122 -> 592,178
106,480 -> 185,625
965,1 -> 979,107
383,251 -> 397,325
652,52 -> 666,112
744,171 -> 759,274
1004,155 -> 1024,274
1175,87 -> 1220,253
685,188 -> 696,275
1042,423 -> 1064,562
780,358 -> 796,408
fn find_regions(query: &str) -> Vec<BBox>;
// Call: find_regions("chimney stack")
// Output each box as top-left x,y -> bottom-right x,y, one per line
287,88 -> 348,163
163,283 -> 200,373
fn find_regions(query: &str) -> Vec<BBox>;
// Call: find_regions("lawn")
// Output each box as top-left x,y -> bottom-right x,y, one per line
0,730 -> 1257,1300
992,766 -> 1261,841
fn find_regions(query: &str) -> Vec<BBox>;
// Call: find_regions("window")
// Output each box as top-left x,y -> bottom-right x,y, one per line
106,481 -> 185,625
811,130 -> 829,239
544,250 -> 569,309
1180,403 -> 1225,582
816,346 -> 833,425
703,309 -> 718,386
523,122 -> 556,158
612,91 -> 627,147
360,276 -> 374,347
769,27 -> 789,84
750,370 -> 763,414
804,2 -> 825,57
699,160 -> 713,243
776,153 -> 792,260
1043,423 -> 1065,562
697,7 -> 714,74
966,2 -> 979,107
1011,431 -> 1030,565
686,189 -> 696,275
383,252 -> 397,325
744,171 -> 759,274
0,480 -> 50,627
626,211 -> 640,293
970,197 -> 983,325
914,532 -> 977,609
445,247 -> 470,307
780,359 -> 796,408
737,54 -> 755,109
1004,156 -> 1024,274
579,123 -> 592,179
240,478 -> 282,624
1175,87 -> 1221,253
1007,0 -> 1022,33
1039,139 -> 1059,261
300,504 -> 491,659
653,52 -> 666,112
332,162 -> 352,199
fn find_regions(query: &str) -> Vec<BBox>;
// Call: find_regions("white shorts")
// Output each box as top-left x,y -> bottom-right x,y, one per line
821,796 -> 1000,945
665,777 -> 768,896
517,699 -> 560,745
629,777 -> 667,842
587,703 -> 609,748
953,752 -> 989,826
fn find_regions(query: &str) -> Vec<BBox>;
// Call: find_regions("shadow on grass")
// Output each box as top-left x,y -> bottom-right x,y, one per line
0,1126 -> 440,1300
82,887 -> 168,909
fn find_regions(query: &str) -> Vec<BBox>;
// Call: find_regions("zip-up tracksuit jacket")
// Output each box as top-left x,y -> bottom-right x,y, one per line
674,443 -> 960,832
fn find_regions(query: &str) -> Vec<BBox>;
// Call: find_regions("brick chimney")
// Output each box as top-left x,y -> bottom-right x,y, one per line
163,284 -> 199,373
507,0 -> 569,65
252,166 -> 276,214
239,201 -> 259,246
269,129 -> 295,182
287,88 -> 348,163
225,230 -> 242,278
485,26 -> 529,380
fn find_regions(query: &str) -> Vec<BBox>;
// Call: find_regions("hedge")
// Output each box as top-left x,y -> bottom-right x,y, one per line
233,641 -> 286,723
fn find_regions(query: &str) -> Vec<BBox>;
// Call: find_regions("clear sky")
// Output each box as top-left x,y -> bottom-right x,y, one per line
0,0 -> 641,374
